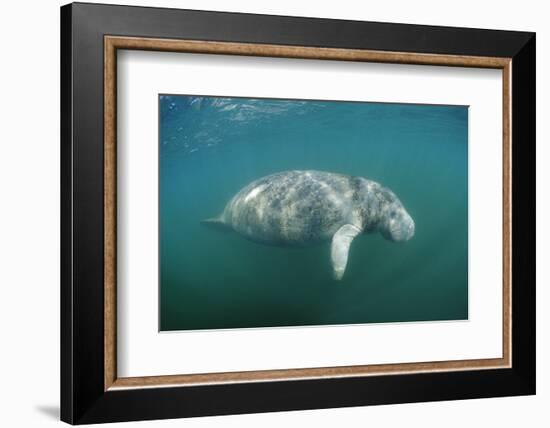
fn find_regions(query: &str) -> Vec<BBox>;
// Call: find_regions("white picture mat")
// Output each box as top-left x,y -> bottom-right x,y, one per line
117,50 -> 503,378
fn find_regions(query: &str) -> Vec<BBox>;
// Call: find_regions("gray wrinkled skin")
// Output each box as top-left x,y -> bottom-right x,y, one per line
210,170 -> 414,245
204,170 -> 414,279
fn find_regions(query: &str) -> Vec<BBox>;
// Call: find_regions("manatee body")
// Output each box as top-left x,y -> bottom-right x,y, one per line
202,170 -> 414,279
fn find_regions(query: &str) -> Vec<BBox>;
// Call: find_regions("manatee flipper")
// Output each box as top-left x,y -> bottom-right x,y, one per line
200,217 -> 232,232
331,224 -> 362,280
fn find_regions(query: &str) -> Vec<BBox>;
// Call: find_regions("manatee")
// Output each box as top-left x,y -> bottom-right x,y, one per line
202,170 -> 414,280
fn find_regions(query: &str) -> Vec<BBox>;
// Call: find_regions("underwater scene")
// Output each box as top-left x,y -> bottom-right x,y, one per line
159,95 -> 468,331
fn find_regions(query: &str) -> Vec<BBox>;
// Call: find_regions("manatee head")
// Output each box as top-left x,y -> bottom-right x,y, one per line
376,188 -> 415,242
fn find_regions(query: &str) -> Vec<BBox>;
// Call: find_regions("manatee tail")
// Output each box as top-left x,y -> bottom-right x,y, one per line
200,216 -> 232,232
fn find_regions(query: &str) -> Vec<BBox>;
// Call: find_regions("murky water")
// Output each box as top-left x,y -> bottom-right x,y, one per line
159,95 -> 468,331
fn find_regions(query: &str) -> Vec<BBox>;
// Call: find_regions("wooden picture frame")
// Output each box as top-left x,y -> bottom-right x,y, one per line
61,2 -> 535,424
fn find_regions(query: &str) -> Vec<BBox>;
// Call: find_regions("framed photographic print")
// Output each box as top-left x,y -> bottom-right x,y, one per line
60,2 -> 535,424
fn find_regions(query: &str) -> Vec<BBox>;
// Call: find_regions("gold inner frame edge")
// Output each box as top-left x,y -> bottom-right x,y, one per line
104,36 -> 512,391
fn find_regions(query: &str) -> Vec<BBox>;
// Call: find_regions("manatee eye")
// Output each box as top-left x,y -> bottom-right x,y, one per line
390,211 -> 397,219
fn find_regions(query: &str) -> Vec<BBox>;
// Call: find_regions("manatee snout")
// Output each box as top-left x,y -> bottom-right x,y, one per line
384,208 -> 415,242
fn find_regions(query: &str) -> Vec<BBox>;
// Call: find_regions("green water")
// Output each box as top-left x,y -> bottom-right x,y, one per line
159,95 -> 468,331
